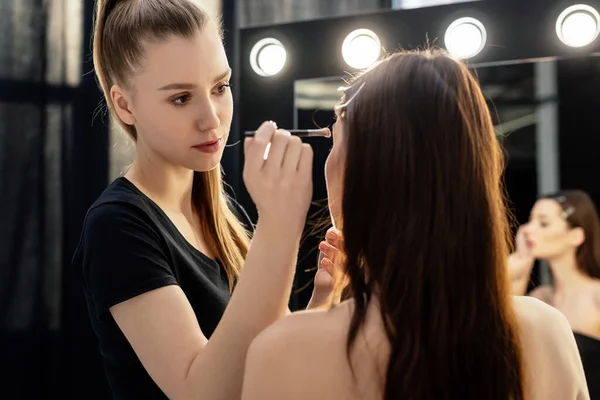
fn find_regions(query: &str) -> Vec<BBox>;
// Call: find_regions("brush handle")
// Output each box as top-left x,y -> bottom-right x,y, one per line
244,128 -> 330,138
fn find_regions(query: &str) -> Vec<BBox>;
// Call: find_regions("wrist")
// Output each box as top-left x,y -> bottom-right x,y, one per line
256,215 -> 305,238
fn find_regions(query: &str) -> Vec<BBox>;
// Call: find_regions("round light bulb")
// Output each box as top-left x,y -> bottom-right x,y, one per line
250,38 -> 287,77
556,5 -> 600,48
342,29 -> 381,69
444,17 -> 487,59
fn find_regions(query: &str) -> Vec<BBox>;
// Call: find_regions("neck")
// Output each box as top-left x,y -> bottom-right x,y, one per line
126,146 -> 195,214
547,252 -> 590,293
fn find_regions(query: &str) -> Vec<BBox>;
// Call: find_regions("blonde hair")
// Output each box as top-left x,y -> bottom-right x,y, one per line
93,0 -> 250,290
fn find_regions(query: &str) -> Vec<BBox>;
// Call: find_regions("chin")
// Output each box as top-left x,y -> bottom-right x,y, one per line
186,151 -> 225,172
190,161 -> 221,173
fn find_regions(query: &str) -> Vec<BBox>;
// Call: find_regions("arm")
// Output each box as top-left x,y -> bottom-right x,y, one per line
508,255 -> 533,295
111,219 -> 301,400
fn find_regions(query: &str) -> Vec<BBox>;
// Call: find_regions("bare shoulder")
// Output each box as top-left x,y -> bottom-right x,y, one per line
513,294 -> 563,326
527,285 -> 553,304
241,304 -> 351,400
511,296 -> 590,400
512,295 -> 575,347
248,303 -> 349,358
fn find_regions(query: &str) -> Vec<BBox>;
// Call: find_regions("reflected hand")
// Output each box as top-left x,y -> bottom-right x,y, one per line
508,226 -> 535,295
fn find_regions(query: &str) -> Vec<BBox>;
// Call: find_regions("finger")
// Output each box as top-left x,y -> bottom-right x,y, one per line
325,227 -> 343,249
246,121 -> 277,172
319,257 -> 335,276
298,143 -> 314,179
318,241 -> 338,263
282,135 -> 303,177
264,130 -> 291,173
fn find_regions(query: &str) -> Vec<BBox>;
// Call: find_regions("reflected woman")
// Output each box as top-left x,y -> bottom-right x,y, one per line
510,190 -> 600,398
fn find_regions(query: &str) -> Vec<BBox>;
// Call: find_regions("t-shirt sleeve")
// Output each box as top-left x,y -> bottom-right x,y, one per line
76,202 -> 178,318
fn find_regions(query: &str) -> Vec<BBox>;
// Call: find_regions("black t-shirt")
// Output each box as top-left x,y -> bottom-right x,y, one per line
72,177 -> 253,399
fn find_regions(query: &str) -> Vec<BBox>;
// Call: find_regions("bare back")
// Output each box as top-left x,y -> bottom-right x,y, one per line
242,296 -> 590,400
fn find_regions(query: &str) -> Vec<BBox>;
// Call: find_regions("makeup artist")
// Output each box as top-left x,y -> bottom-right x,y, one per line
72,1 -> 339,399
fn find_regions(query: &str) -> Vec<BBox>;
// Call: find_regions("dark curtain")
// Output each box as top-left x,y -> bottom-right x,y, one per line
0,0 -> 110,398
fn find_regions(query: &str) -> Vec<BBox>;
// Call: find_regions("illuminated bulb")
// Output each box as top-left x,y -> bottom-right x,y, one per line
444,17 -> 487,59
250,38 -> 287,77
342,29 -> 381,69
556,4 -> 600,47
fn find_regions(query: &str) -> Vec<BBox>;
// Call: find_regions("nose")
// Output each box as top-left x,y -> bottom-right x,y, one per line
196,96 -> 220,132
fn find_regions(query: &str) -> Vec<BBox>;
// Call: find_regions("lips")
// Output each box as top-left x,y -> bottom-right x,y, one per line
193,138 -> 223,154
197,138 -> 220,147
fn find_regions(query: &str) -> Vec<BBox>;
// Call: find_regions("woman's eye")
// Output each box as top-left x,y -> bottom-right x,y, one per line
171,94 -> 191,106
216,83 -> 231,95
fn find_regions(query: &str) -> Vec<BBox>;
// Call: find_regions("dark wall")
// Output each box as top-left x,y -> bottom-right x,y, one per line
558,57 -> 600,208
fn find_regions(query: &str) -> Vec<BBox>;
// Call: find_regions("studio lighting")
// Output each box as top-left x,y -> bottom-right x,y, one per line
556,4 -> 600,48
444,17 -> 487,59
341,29 -> 382,69
249,38 -> 287,77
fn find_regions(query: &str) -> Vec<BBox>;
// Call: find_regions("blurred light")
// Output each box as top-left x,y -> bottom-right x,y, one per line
342,29 -> 381,69
556,4 -> 600,48
250,38 -> 287,77
444,17 -> 487,59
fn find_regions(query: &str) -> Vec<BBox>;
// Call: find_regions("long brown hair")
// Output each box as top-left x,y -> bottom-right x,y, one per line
338,50 -> 525,399
542,190 -> 600,279
92,0 -> 250,289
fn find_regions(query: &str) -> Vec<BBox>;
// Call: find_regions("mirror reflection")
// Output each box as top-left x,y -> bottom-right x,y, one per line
294,57 -> 600,400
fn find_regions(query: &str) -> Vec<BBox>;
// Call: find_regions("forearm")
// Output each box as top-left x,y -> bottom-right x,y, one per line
510,277 -> 530,296
507,255 -> 534,296
183,219 -> 300,399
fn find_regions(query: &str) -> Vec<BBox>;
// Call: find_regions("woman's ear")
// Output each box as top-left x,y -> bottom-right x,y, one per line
110,85 -> 136,125
569,226 -> 585,248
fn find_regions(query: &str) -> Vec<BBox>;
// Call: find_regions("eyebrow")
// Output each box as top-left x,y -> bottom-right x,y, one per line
534,213 -> 550,219
157,69 -> 232,91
